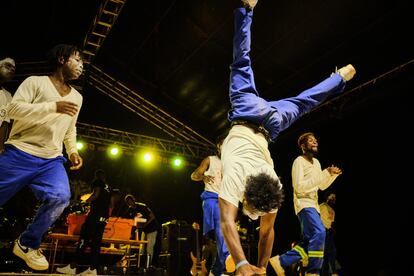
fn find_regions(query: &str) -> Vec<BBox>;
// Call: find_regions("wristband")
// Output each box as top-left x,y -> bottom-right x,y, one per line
235,259 -> 249,270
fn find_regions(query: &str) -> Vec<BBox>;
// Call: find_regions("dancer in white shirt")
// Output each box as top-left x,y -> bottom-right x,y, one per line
270,133 -> 342,276
0,44 -> 84,271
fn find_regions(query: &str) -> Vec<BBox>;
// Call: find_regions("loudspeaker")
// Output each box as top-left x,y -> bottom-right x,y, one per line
158,252 -> 192,276
160,220 -> 192,254
159,220 -> 193,275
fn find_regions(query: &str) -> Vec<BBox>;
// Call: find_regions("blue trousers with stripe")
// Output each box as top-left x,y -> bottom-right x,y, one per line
279,208 -> 326,273
230,8 -> 346,142
0,145 -> 71,249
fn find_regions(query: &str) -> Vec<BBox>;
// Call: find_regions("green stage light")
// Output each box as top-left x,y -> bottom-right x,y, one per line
76,142 -> 84,150
110,147 -> 119,155
107,145 -> 121,158
172,157 -> 184,168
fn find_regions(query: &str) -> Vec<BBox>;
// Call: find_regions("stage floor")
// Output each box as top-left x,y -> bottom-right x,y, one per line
0,274 -> 116,276
0,274 -> 125,276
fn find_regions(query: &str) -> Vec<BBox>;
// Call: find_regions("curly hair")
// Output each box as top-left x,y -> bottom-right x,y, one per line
244,172 -> 285,212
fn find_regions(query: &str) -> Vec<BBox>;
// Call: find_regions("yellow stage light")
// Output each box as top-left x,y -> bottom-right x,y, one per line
144,153 -> 152,162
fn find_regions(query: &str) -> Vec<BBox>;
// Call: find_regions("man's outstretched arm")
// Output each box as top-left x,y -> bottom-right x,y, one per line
219,198 -> 264,275
191,157 -> 213,182
257,212 -> 277,269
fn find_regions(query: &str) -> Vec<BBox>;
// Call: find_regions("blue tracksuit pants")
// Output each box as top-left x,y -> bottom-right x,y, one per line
201,191 -> 230,275
230,8 -> 347,141
279,208 -> 326,273
0,145 -> 71,249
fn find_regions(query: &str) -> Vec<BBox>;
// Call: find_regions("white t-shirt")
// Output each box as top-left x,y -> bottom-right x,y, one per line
0,87 -> 13,126
204,155 -> 222,194
6,76 -> 82,158
219,125 -> 281,219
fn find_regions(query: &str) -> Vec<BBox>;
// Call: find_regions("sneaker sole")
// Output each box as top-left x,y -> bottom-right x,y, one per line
13,245 -> 49,271
56,267 -> 76,274
269,256 -> 285,276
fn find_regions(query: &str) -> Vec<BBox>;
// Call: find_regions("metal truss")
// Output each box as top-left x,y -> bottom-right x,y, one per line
82,0 -> 127,66
76,122 -> 215,159
12,0 -> 214,149
86,65 -> 214,146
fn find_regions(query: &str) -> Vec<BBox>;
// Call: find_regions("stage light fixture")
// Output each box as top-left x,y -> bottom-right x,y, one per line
76,141 -> 84,150
172,157 -> 184,168
107,145 -> 121,158
144,153 -> 152,162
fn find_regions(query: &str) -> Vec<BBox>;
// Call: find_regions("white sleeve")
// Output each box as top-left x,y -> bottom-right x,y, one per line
292,157 -> 335,193
8,77 -> 56,121
63,104 -> 81,157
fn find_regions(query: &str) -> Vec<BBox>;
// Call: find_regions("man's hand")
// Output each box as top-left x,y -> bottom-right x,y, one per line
327,165 -> 342,176
56,101 -> 78,116
69,152 -> 83,170
236,264 -> 266,276
202,175 -> 214,183
191,156 -> 211,182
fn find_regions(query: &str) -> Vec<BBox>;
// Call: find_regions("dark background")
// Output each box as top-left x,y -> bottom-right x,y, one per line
1,0 -> 412,275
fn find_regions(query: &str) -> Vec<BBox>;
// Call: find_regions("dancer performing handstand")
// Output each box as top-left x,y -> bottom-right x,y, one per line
218,1 -> 355,275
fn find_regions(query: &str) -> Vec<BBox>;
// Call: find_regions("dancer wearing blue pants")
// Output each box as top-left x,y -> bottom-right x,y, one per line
270,133 -> 342,276
192,137 -> 230,275
218,1 -> 355,275
0,44 -> 84,271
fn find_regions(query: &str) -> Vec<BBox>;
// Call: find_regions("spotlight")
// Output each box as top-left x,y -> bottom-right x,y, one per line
144,153 -> 152,162
135,150 -> 157,169
173,159 -> 182,166
76,142 -> 84,150
110,147 -> 119,155
107,145 -> 121,158
172,157 -> 184,168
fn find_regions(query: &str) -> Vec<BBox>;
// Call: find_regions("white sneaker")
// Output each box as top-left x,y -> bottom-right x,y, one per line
56,264 -> 76,274
12,239 -> 49,271
79,267 -> 98,275
242,0 -> 258,10
269,255 -> 285,276
337,64 -> 356,81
